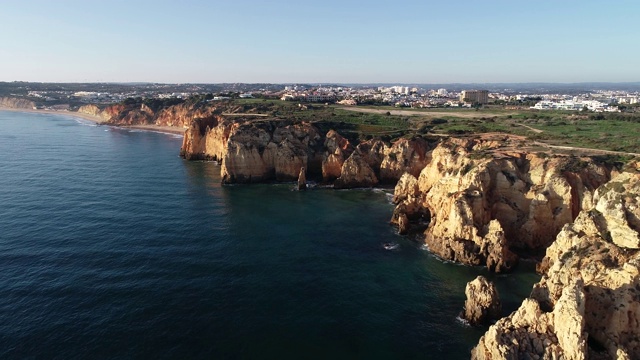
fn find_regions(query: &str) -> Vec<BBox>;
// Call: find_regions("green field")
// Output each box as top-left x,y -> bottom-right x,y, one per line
227,100 -> 640,154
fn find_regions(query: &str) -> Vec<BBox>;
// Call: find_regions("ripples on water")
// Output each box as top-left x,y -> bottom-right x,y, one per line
0,111 -> 539,359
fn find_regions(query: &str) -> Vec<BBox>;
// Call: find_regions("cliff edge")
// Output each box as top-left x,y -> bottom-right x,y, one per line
473,164 -> 640,359
391,136 -> 612,272
180,115 -> 434,186
0,97 -> 36,109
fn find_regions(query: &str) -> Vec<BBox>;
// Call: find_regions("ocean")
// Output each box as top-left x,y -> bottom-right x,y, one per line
0,111 -> 539,359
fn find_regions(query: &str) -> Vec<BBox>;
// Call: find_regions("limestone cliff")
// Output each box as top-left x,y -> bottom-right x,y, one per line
322,130 -> 354,182
0,97 -> 35,109
154,102 -> 219,128
180,116 -> 231,161
380,137 -> 431,182
391,137 -> 611,272
77,104 -> 111,121
473,165 -> 640,359
332,136 -> 432,189
180,115 -> 433,187
472,279 -> 588,360
79,101 -> 221,128
220,120 -> 324,183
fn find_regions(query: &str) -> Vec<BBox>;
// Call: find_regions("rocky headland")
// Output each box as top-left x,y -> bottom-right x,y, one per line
179,114 -> 432,186
390,137 -> 613,272
77,101 -> 221,128
472,163 -> 640,359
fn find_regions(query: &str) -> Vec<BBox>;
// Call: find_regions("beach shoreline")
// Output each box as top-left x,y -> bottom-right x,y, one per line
0,107 -> 185,136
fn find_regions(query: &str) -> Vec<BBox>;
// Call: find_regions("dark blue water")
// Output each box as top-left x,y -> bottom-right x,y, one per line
0,111 -> 539,359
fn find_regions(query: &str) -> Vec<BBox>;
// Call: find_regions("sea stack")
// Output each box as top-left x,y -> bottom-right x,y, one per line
297,167 -> 307,190
463,276 -> 502,326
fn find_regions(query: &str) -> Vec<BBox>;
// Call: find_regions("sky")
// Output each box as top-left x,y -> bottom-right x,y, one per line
0,0 -> 638,84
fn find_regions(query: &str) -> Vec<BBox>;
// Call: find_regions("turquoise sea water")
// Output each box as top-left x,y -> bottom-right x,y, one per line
0,111 -> 539,359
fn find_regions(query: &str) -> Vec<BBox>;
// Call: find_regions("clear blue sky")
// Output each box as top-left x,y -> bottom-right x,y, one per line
1,0 -> 638,83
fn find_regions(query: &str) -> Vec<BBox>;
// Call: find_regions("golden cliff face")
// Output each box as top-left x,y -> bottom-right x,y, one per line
179,116 -> 229,161
0,97 -> 36,109
473,165 -> 640,360
322,130 -> 354,182
84,102 -> 220,128
154,103 -> 218,128
220,121 -> 323,183
77,104 -> 112,121
333,136 -> 431,189
380,137 -> 431,182
391,138 -> 611,272
180,116 -> 434,187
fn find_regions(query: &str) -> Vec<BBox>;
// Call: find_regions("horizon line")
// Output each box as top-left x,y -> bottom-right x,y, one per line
2,80 -> 640,86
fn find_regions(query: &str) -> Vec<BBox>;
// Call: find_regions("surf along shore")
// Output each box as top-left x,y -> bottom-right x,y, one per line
0,106 -> 185,136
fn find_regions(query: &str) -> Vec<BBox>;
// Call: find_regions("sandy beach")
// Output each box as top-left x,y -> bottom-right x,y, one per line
0,107 -> 185,136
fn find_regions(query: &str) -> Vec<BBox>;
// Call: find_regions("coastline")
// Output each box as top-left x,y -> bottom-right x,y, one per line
0,106 -> 185,136
0,106 -> 106,123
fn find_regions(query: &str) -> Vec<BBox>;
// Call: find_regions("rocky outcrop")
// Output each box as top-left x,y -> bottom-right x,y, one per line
391,137 -> 612,272
331,136 -> 432,189
219,120 -> 324,184
77,104 -> 111,121
322,130 -> 354,182
98,103 -> 155,125
180,116 -> 229,161
180,114 -> 437,187
154,102 -> 219,128
472,279 -> 588,360
354,139 -> 389,179
473,165 -> 640,359
334,152 -> 378,189
463,276 -> 502,326
78,101 -> 221,128
380,137 -> 431,182
297,167 -> 307,190
0,97 -> 35,109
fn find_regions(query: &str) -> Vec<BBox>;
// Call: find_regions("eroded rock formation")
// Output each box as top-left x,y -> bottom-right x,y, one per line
297,167 -> 307,190
78,101 -> 221,128
391,137 -> 611,272
473,164 -> 640,359
472,279 -> 588,360
180,115 -> 435,187
77,104 -> 112,122
219,120 -> 323,183
0,97 -> 36,109
463,276 -> 502,326
322,130 -> 353,182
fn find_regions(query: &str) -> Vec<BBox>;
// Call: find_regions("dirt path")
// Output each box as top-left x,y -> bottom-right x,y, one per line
222,113 -> 269,117
518,123 -> 543,134
533,141 -> 640,157
335,105 -> 516,119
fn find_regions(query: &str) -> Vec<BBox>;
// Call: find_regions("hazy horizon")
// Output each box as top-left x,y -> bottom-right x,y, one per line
4,80 -> 640,86
1,0 -> 639,84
